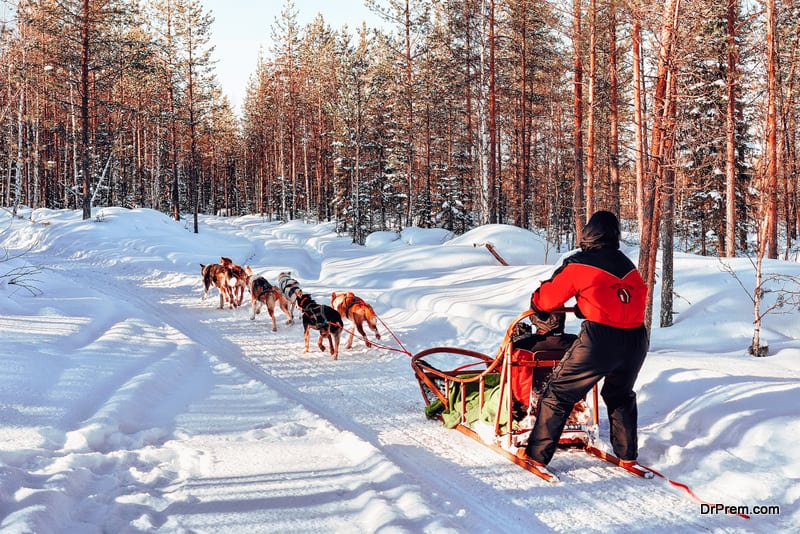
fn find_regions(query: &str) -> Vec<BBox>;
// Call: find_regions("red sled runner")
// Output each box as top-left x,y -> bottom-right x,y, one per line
411,309 -> 653,483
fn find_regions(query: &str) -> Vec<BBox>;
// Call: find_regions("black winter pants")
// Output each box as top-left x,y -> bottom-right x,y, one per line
524,321 -> 649,464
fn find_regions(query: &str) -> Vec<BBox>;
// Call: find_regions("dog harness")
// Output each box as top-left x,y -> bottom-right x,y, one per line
253,277 -> 273,292
343,294 -> 365,317
300,296 -> 329,327
279,277 -> 300,297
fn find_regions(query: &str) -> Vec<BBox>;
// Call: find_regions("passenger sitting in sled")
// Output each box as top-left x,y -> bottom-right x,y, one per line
510,312 -> 590,435
511,310 -> 576,353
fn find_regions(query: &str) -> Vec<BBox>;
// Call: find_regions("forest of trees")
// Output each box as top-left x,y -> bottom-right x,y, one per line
1,0 -> 799,333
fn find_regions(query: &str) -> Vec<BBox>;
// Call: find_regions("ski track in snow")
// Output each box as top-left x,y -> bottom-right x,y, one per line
2,214 -> 758,533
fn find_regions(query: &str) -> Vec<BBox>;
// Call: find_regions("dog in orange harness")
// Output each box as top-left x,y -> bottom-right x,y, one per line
331,291 -> 381,349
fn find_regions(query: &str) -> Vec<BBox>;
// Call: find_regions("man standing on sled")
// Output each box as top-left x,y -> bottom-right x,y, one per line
521,210 -> 649,468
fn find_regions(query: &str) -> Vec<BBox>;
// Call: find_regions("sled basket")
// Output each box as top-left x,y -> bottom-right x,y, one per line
411,309 -> 598,451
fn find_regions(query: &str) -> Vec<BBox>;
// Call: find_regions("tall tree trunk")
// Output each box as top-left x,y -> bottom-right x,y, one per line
751,0 -> 779,355
353,114 -> 362,243
187,27 -> 199,233
279,114 -> 287,220
303,119 -> 311,217
787,85 -> 800,250
658,42 -> 679,330
609,0 -> 620,216
641,0 -> 680,331
572,0 -> 585,241
404,0 -> 414,227
290,123 -> 297,220
166,1 -> 180,222
765,0 -> 778,259
32,115 -> 40,211
518,0 -> 530,227
660,166 -> 675,327
488,0 -> 498,224
465,0 -> 474,222
724,0 -> 738,257
12,80 -> 24,216
512,0 -> 530,228
424,101 -> 432,227
478,3 -> 490,225
316,97 -> 325,221
751,211 -> 770,356
639,0 -> 678,276
632,13 -> 647,233
80,0 -> 92,220
4,64 -> 10,207
585,0 -> 596,219
10,21 -> 26,216
70,84 -> 79,209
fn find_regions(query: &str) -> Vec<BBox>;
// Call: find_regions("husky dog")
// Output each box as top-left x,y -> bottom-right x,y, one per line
246,267 -> 292,331
298,293 -> 342,360
331,291 -> 381,349
277,271 -> 303,324
200,262 -> 234,309
221,257 -> 248,308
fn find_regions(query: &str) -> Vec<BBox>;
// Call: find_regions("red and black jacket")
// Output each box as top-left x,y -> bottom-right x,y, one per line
531,248 -> 647,329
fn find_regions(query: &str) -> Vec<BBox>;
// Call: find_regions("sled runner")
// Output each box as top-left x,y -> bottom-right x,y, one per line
411,308 -> 652,482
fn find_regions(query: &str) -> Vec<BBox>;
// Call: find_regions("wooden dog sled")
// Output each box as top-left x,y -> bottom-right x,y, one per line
411,309 -> 652,482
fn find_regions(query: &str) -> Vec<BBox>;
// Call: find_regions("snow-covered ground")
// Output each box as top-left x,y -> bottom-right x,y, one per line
1,207 -> 797,533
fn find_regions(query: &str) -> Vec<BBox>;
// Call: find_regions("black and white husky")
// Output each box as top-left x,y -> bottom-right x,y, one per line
277,271 -> 303,323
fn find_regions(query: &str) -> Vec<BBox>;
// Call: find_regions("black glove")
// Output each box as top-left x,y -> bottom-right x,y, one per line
530,295 -> 551,321
531,311 -> 565,336
574,304 -> 585,319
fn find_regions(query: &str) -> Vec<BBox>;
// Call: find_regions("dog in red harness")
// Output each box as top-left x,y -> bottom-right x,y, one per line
298,293 -> 343,360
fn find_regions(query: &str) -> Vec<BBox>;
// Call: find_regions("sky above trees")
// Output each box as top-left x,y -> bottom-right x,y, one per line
201,0 -> 383,112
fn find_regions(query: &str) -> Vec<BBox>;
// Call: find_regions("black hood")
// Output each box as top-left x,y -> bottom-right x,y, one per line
580,210 -> 621,251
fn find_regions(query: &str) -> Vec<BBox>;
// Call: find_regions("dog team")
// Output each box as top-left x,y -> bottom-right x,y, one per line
200,257 -> 380,360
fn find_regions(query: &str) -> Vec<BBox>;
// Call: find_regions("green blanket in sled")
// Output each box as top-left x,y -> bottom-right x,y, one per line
424,373 -> 512,431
